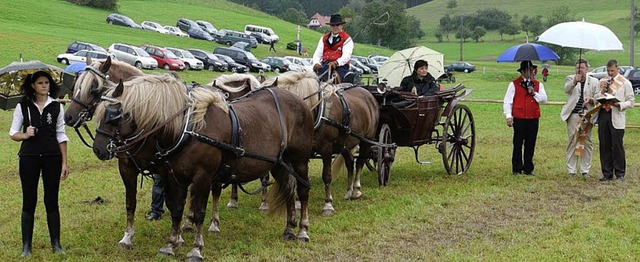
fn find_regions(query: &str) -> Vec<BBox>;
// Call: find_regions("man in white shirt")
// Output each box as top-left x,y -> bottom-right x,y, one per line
312,14 -> 353,82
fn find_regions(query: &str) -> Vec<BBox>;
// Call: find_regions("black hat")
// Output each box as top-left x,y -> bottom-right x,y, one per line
328,14 -> 346,25
517,60 -> 538,72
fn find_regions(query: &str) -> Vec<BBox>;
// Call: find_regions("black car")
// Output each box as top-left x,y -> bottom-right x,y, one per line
106,13 -> 141,29
444,61 -> 476,73
624,69 -> 640,95
261,57 -> 291,73
66,41 -> 106,53
177,18 -> 213,41
187,49 -> 226,72
215,54 -> 247,73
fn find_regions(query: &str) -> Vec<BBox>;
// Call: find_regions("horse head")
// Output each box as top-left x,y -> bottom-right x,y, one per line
93,80 -> 138,160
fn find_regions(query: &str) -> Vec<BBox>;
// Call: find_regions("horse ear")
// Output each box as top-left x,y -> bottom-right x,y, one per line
86,55 -> 93,66
100,56 -> 112,74
113,80 -> 124,98
212,80 -> 217,87
244,78 -> 251,88
271,78 -> 278,87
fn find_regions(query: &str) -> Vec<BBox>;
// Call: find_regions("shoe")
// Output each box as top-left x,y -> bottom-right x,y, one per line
568,173 -> 576,176
582,173 -> 589,178
599,176 -> 613,181
524,172 -> 536,176
617,176 -> 624,181
146,212 -> 162,221
512,171 -> 521,175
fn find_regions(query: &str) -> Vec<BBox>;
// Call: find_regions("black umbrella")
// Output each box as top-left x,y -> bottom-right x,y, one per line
0,60 -> 64,110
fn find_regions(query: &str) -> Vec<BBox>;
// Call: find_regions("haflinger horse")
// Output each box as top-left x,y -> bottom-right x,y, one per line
63,57 -> 150,249
262,70 -> 379,216
92,73 -> 314,260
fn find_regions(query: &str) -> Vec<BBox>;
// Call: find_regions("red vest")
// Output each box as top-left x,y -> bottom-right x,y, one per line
322,31 -> 350,65
512,76 -> 541,119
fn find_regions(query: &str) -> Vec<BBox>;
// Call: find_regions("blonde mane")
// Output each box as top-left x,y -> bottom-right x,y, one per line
209,73 -> 261,93
73,59 -> 144,101
263,71 -> 336,108
95,73 -> 227,139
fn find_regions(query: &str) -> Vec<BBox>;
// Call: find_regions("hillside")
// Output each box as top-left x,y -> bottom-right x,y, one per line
407,0 -> 638,65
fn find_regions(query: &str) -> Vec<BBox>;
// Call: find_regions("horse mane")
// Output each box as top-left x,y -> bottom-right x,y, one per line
96,73 -> 227,139
74,59 -> 144,101
209,73 -> 261,92
262,71 -> 336,108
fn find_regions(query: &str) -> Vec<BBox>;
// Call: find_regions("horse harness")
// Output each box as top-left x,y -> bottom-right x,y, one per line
70,66 -> 112,148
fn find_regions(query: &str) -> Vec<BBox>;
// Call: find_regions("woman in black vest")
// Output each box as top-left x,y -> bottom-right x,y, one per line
9,70 -> 69,256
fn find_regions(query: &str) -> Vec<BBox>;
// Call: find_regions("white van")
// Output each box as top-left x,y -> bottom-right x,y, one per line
244,24 -> 279,43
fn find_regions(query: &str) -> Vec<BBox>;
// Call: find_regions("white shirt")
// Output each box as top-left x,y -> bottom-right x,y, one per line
312,33 -> 354,67
9,96 -> 69,144
503,79 -> 548,119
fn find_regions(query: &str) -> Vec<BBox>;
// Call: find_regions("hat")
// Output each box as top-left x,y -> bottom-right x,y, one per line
517,60 -> 538,72
328,14 -> 346,25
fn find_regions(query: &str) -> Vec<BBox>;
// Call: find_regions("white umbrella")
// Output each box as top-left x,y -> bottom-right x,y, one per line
537,19 -> 623,56
378,46 -> 444,87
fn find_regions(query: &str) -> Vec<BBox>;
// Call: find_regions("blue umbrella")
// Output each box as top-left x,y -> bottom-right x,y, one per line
496,43 -> 559,62
64,63 -> 87,74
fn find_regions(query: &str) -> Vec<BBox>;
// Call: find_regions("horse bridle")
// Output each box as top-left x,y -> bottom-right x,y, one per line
68,66 -> 112,147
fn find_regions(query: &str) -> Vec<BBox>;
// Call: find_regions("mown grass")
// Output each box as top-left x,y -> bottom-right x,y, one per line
2,0 -> 640,261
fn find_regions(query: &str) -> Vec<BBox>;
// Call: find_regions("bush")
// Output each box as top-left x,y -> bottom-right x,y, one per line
67,0 -> 118,10
286,42 -> 298,50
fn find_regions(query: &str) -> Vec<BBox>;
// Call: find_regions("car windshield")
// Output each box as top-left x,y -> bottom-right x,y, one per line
180,50 -> 195,59
165,50 -> 178,59
132,46 -> 151,57
245,52 -> 257,60
217,55 -> 233,63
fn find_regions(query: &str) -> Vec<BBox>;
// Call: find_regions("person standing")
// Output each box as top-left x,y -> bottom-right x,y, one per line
503,60 -> 548,176
561,59 -> 598,178
9,71 -> 69,256
312,14 -> 354,82
269,39 -> 276,52
542,67 -> 549,82
594,59 -> 635,181
146,174 -> 164,220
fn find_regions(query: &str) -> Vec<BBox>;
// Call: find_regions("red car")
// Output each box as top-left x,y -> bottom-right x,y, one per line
140,45 -> 185,70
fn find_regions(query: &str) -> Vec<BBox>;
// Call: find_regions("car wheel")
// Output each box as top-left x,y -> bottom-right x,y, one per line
163,64 -> 170,70
274,67 -> 281,73
184,62 -> 191,69
108,20 -> 113,25
634,85 -> 640,96
226,41 -> 232,46
208,65 -> 215,71
464,69 -> 469,73
61,58 -> 69,65
135,61 -> 142,69
231,67 -> 237,73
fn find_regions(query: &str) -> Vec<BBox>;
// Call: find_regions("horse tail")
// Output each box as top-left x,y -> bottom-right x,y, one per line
331,147 -> 357,177
266,168 -> 297,215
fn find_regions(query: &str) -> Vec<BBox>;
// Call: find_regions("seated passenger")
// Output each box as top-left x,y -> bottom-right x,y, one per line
398,60 -> 439,97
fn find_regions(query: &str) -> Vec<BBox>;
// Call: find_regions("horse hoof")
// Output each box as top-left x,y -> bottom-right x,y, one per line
258,203 -> 269,211
118,242 -> 133,250
158,247 -> 175,257
226,202 -> 238,209
208,223 -> 221,234
282,232 -> 297,241
322,209 -> 334,216
351,191 -> 363,200
176,235 -> 185,247
297,232 -> 310,243
181,224 -> 194,232
343,192 -> 352,200
186,249 -> 204,262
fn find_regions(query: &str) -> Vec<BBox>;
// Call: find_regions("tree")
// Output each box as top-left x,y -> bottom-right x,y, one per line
546,5 -> 574,28
454,26 -> 472,42
499,23 -> 520,41
521,15 -> 544,40
279,8 -> 308,25
356,0 -> 415,49
470,26 -> 486,42
447,0 -> 457,9
473,8 -> 511,30
438,14 -> 454,42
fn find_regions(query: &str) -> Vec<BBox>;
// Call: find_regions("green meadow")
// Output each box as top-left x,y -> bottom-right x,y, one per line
1,0 -> 640,261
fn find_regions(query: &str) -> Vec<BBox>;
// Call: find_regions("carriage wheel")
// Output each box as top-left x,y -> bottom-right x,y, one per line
377,124 -> 395,186
440,104 -> 475,175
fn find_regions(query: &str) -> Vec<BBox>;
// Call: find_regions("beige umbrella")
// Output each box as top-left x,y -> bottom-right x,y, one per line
0,60 -> 64,110
378,46 -> 444,87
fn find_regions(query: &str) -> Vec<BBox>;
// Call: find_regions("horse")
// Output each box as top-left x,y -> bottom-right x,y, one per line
63,56 -> 150,249
92,74 -> 314,260
262,71 -> 379,216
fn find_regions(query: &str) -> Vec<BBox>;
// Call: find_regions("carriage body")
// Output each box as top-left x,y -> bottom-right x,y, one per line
361,83 -> 476,184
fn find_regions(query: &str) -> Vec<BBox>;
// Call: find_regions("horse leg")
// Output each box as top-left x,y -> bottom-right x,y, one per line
342,150 -> 356,200
292,160 -> 311,242
158,175 -> 187,257
226,184 -> 239,209
118,161 -> 137,250
321,154 -> 335,216
258,174 -> 270,211
208,182 -> 222,233
181,184 -> 194,232
353,143 -> 373,200
186,177 -> 211,262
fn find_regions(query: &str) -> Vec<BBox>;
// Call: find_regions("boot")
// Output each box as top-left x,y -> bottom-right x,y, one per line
47,211 -> 65,254
21,211 -> 34,257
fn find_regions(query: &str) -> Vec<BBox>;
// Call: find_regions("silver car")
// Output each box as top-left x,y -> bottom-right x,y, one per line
107,43 -> 157,69
165,47 -> 204,70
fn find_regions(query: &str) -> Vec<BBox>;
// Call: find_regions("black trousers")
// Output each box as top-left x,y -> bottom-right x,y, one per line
512,118 -> 539,174
20,156 -> 62,215
597,109 -> 626,178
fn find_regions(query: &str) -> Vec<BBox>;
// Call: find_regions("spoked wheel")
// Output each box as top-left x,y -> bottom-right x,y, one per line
439,104 -> 475,175
377,124 -> 395,186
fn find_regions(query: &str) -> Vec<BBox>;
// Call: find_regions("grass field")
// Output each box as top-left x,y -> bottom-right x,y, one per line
2,0 -> 640,261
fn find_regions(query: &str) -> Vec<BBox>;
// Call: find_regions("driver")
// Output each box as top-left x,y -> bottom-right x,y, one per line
398,60 -> 440,96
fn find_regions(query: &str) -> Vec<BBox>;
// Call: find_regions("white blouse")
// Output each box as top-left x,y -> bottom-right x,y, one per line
9,96 -> 69,144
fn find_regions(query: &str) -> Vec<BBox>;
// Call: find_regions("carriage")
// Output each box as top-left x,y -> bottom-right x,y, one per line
360,80 -> 476,186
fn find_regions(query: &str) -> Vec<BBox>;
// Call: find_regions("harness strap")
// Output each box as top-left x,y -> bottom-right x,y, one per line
321,116 -> 397,149
116,105 -> 190,152
74,123 -> 95,148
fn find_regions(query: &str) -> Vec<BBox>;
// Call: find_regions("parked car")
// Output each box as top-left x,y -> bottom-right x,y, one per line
106,13 -> 141,29
623,69 -> 640,95
213,46 -> 267,72
215,54 -> 247,73
140,45 -> 185,71
56,50 -> 112,65
350,58 -> 372,74
248,32 -> 271,44
368,55 -> 389,67
164,26 -> 189,37
187,49 -> 226,71
215,30 -> 257,48
232,42 -> 251,52
352,55 -> 378,74
349,63 -> 363,75
107,43 -> 157,69
66,41 -> 106,54
141,21 -> 168,34
588,65 -> 627,80
262,57 -> 292,73
196,20 -> 218,36
176,18 -> 213,41
283,56 -> 312,72
165,47 -> 203,70
444,61 -> 476,73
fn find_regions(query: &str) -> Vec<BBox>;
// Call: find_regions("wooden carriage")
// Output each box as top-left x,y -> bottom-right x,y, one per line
361,81 -> 476,186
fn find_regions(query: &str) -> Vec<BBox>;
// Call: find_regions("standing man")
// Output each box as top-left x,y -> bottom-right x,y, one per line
503,60 -> 548,176
594,59 -> 634,181
312,14 -> 353,82
560,59 -> 598,178
269,39 -> 276,52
